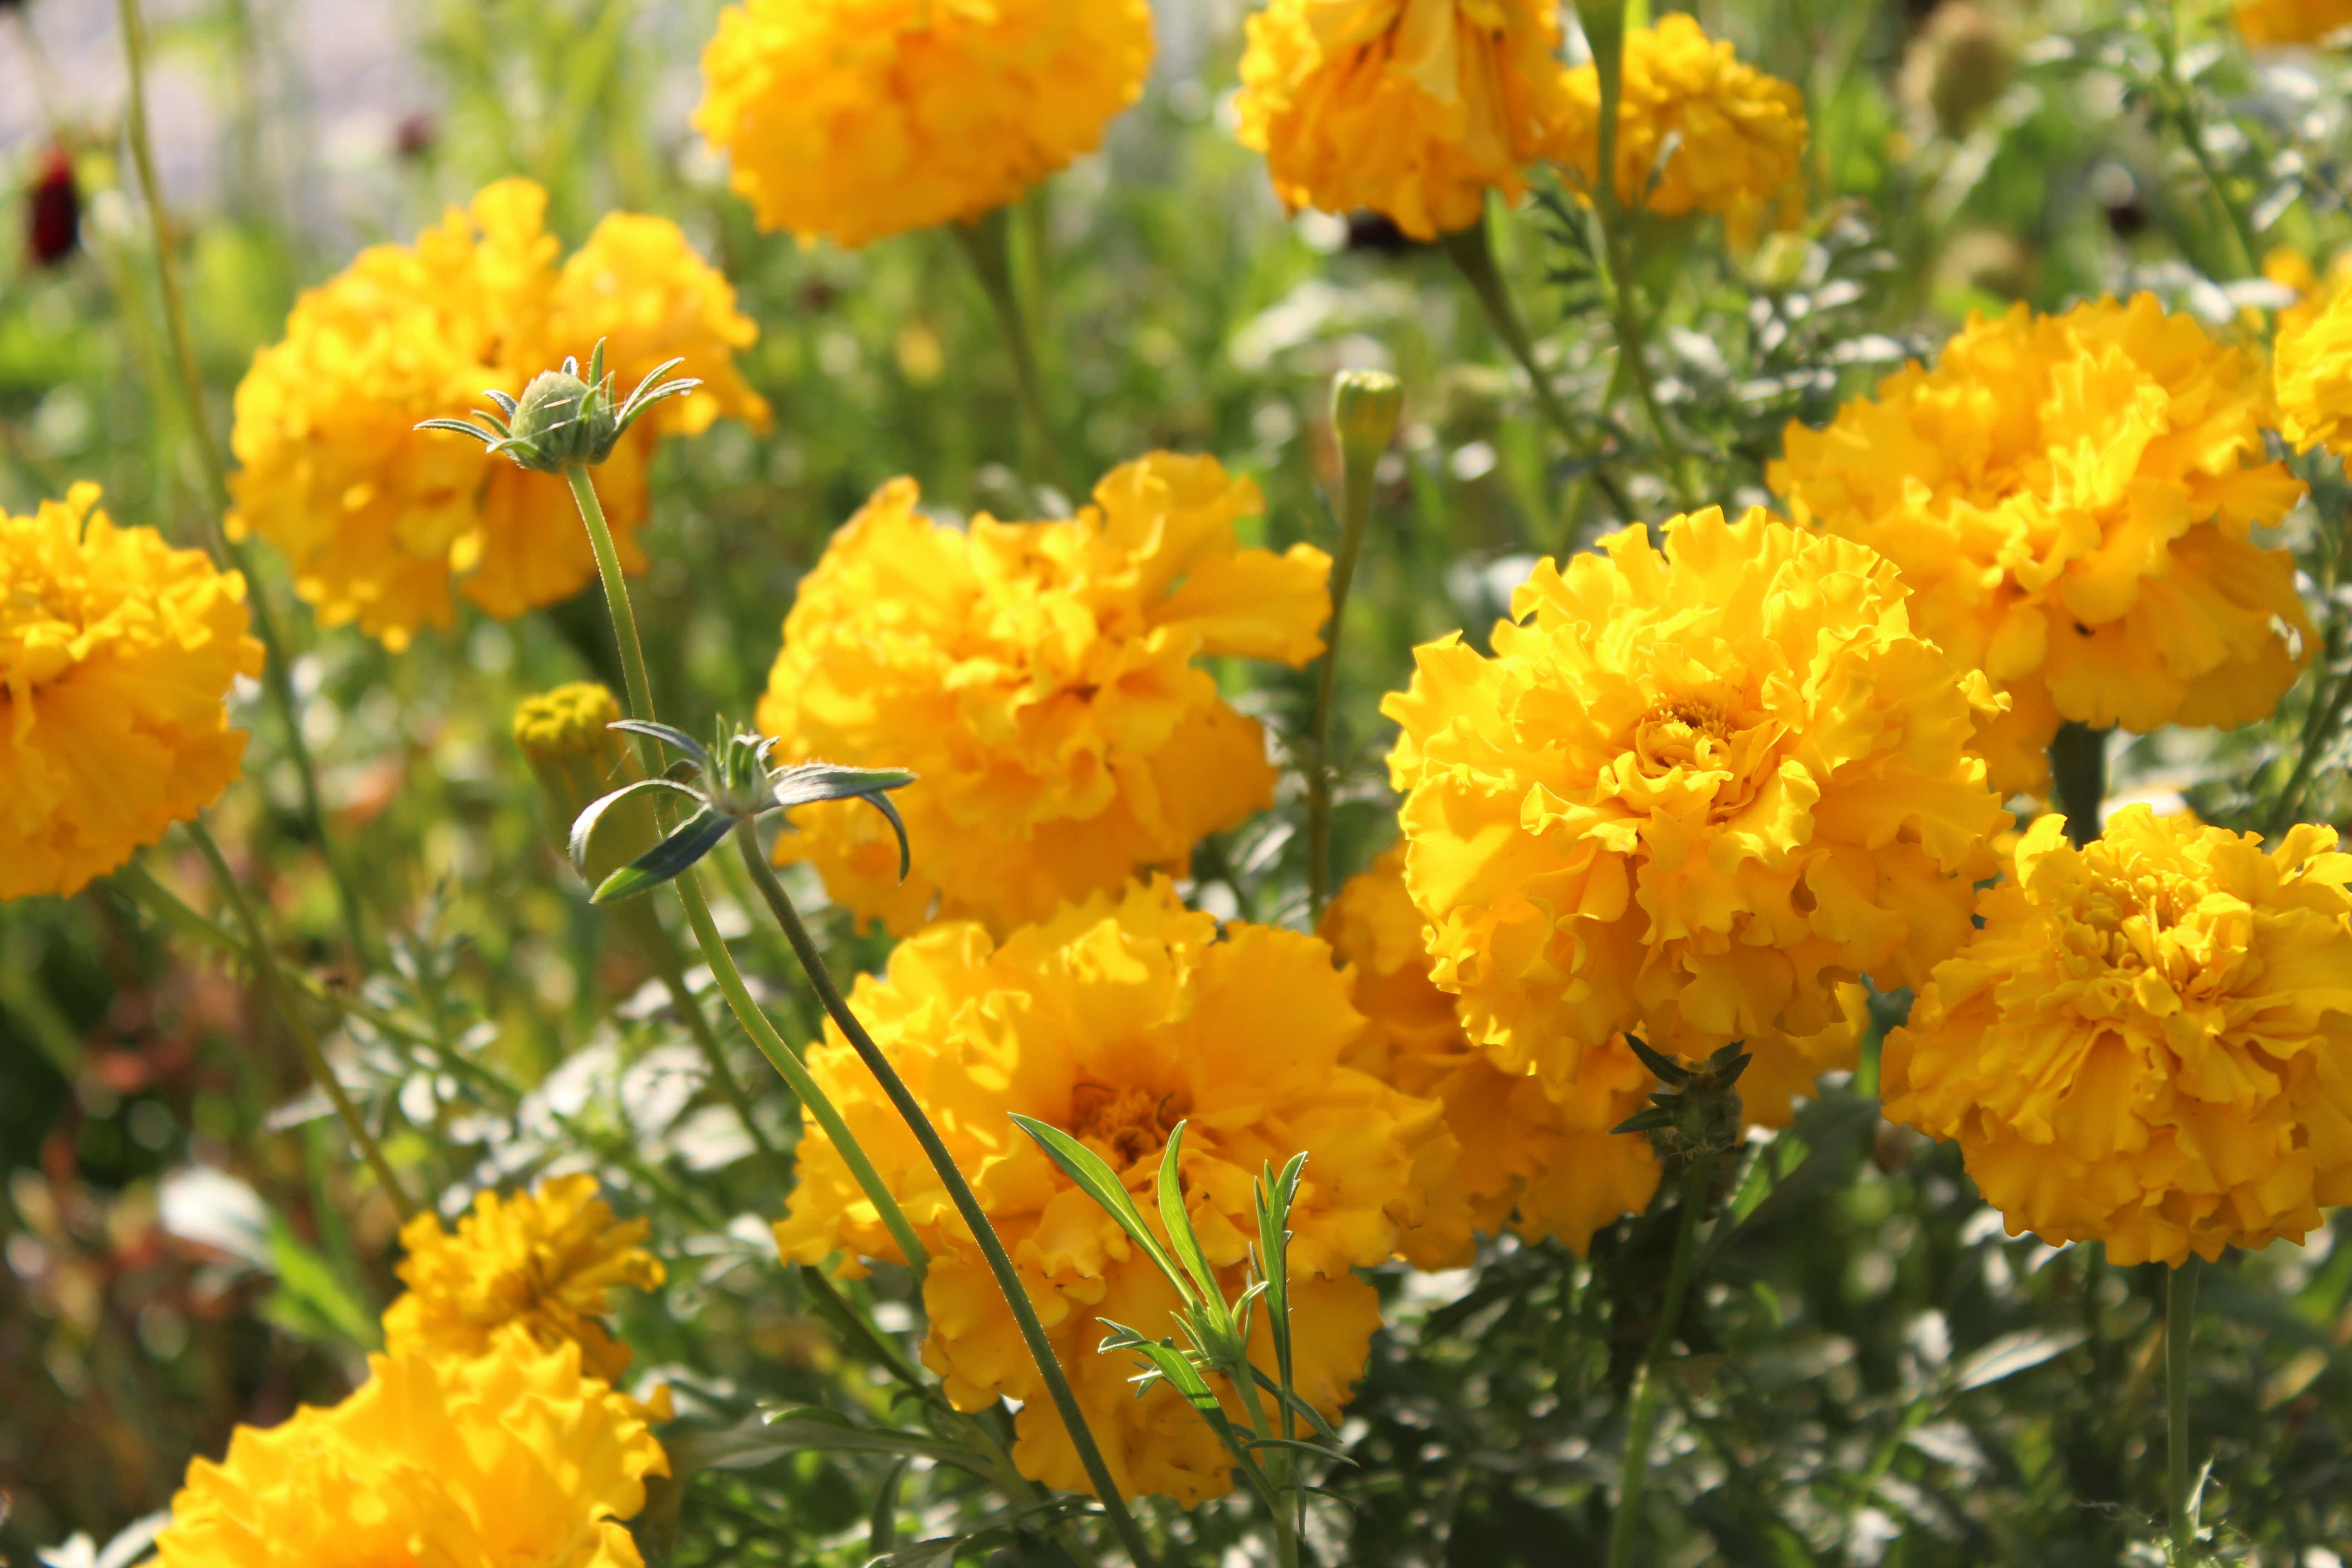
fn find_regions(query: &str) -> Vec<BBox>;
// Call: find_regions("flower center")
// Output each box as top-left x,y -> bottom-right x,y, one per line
1632,696 -> 1738,776
1067,1080 -> 1186,1170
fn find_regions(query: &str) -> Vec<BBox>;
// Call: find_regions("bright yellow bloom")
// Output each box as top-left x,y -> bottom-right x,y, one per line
385,1175 -> 665,1385
757,454 -> 1331,936
695,0 -> 1154,249
2272,254 -> 2352,458
1773,296 -> 2311,795
1884,807 -> 2352,1265
774,878 -> 1462,1504
2235,0 -> 2352,45
156,1330 -> 666,1568
1234,0 -> 1578,241
1382,508 -> 2006,1113
2,485 -> 262,901
229,178 -> 768,649
1551,14 -> 1808,242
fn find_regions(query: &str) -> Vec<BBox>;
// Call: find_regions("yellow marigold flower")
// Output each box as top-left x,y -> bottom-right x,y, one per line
1551,14 -> 1808,242
695,0 -> 1154,249
2270,256 -> 2352,459
1772,295 -> 2312,796
1884,806 -> 2352,1265
756,453 -> 1331,936
385,1174 -> 665,1385
156,1329 -> 666,1568
773,878 -> 1462,1504
2235,0 -> 2352,45
229,178 -> 768,649
1382,508 -> 2006,1110
1234,0 -> 1577,242
2,484 -> 263,901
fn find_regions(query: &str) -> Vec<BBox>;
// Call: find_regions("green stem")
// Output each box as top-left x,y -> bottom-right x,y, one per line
731,824 -> 1156,1568
1307,446 -> 1377,920
2166,1258 -> 2203,1567
623,902 -> 793,1192
181,818 -> 419,1220
951,208 -> 1067,495
2267,662 -> 2352,838
560,463 -> 931,1279
2049,721 -> 2109,848
2156,0 -> 2259,279
1607,1153 -> 1712,1568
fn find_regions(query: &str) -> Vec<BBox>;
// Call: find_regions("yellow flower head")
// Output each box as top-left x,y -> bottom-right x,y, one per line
2,485 -> 263,901
385,1174 -> 665,1385
1772,295 -> 2312,795
695,0 -> 1154,249
1884,807 -> 2352,1265
1552,14 -> 1809,242
756,454 -> 1331,936
2270,255 -> 2352,458
229,179 -> 768,649
1382,508 -> 2007,1110
774,877 -> 1462,1504
1234,0 -> 1578,242
2235,0 -> 2352,45
157,1329 -> 666,1568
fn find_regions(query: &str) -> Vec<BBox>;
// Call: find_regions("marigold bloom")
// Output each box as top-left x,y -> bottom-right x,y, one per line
2271,255 -> 2352,459
2,485 -> 262,901
385,1174 -> 665,1385
1383,508 -> 2006,1107
695,0 -> 1154,249
757,454 -> 1331,936
156,1331 -> 666,1568
1234,0 -> 1577,241
1551,14 -> 1808,242
1884,807 -> 2352,1265
229,178 -> 767,649
774,878 -> 1462,1504
2235,0 -> 2352,45
1773,296 -> 2311,795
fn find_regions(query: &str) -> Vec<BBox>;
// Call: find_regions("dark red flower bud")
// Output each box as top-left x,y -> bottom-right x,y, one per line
28,142 -> 78,268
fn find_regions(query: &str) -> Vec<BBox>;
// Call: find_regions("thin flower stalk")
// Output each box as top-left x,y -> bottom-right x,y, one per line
1607,1151 -> 1710,1568
1308,370 -> 1400,918
949,207 -> 1067,492
2166,1258 -> 2204,1566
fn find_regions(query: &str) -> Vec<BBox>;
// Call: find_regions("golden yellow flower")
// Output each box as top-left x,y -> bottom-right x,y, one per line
1883,807 -> 2352,1265
2271,254 -> 2352,459
1382,507 -> 2006,1115
156,1329 -> 666,1568
1551,14 -> 1808,242
229,178 -> 768,649
385,1174 -> 665,1385
2235,0 -> 2352,45
774,877 -> 1462,1504
2,485 -> 262,901
756,453 -> 1331,936
1772,295 -> 2311,796
695,0 -> 1154,249
1234,0 -> 1578,242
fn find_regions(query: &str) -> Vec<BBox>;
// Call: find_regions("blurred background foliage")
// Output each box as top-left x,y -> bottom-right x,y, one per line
1,0 -> 2349,1564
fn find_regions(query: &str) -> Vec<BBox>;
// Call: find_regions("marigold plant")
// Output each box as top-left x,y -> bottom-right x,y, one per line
228,178 -> 767,648
1383,507 -> 2007,1106
2274,259 -> 2352,458
154,1330 -> 667,1568
694,0 -> 1154,249
1,484 -> 262,901
757,453 -> 1330,936
773,877 -> 1461,1504
1234,0 -> 1576,241
1884,807 -> 2352,1265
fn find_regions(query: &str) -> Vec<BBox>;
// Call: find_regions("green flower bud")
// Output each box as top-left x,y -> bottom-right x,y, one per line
1331,369 -> 1403,456
514,681 -> 652,886
416,338 -> 701,474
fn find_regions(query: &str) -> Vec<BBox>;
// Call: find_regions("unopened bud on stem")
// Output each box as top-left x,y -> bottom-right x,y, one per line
1331,368 -> 1403,460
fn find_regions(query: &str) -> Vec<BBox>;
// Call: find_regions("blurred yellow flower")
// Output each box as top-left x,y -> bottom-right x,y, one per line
2273,257 -> 2352,458
229,178 -> 768,649
1552,14 -> 1808,242
2,485 -> 262,901
774,877 -> 1461,1504
1234,0 -> 1576,241
1773,296 -> 2310,795
1382,508 -> 2005,1110
156,1330 -> 666,1568
695,0 -> 1154,249
2235,0 -> 2352,45
386,1174 -> 665,1385
757,453 -> 1330,936
1884,807 -> 2352,1265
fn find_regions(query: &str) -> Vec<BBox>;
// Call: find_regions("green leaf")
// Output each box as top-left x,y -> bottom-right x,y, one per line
769,763 -> 918,881
1154,1124 -> 1224,1314
260,1215 -> 378,1350
1611,1107 -> 1676,1136
568,778 -> 702,881
1950,1328 -> 2088,1393
870,1456 -> 912,1557
609,719 -> 712,776
659,1411 -> 993,1480
1007,1113 -> 1196,1307
1248,1367 -> 1347,1448
592,808 -> 735,902
1624,1033 -> 1691,1085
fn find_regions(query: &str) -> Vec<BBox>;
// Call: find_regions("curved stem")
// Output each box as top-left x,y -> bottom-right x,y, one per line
951,208 -> 1067,495
1307,446 -> 1377,920
731,823 -> 1156,1568
2166,1258 -> 2203,1566
625,902 -> 792,1190
1607,1152 -> 1712,1568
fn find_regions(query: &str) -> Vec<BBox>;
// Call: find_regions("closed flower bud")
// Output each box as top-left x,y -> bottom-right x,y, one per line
514,682 -> 652,885
1331,369 -> 1403,457
500,365 -> 623,473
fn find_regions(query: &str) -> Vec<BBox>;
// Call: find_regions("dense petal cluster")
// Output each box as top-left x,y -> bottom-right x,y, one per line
229,178 -> 768,648
695,0 -> 1153,249
2,485 -> 262,901
1773,295 -> 2311,795
2235,0 -> 2352,45
156,1331 -> 666,1568
386,1175 -> 665,1385
2274,257 -> 2352,458
1382,508 -> 2005,1108
1234,0 -> 1577,241
757,454 -> 1330,936
1551,14 -> 1808,241
774,877 -> 1461,1504
1885,808 -> 2352,1264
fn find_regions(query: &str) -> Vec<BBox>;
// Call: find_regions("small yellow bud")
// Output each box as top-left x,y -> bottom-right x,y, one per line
1331,369 -> 1403,457
514,682 -> 651,885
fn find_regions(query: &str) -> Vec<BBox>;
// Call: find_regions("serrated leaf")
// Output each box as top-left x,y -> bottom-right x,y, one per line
592,808 -> 734,902
568,779 -> 701,881
1950,1328 -> 2087,1393
1008,1114 -> 1195,1308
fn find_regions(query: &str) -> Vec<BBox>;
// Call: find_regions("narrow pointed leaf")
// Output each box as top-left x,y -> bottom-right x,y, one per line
592,807 -> 733,902
609,719 -> 712,776
568,778 -> 703,880
769,763 -> 917,809
484,389 -> 519,418
1624,1034 -> 1691,1084
863,790 -> 913,882
1155,1124 -> 1223,1318
1611,1108 -> 1676,1136
1248,1367 -> 1347,1447
416,417 -> 496,442
623,356 -> 689,412
1009,1114 -> 1195,1307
